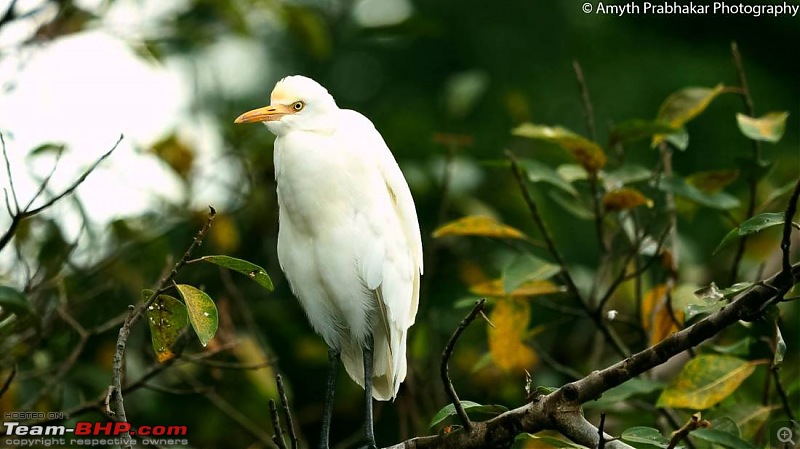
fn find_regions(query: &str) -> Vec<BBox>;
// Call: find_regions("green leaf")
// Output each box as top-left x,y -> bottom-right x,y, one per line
652,84 -> 726,145
585,378 -> 664,408
664,128 -> 690,151
605,164 -> 652,187
709,338 -> 752,357
145,291 -> 189,363
714,212 -> 785,254
513,123 -> 606,172
621,426 -> 675,448
176,284 -> 218,347
657,355 -> 757,409
556,164 -> 589,183
609,119 -> 682,146
199,255 -> 274,291
692,428 -> 756,449
518,158 -> 578,196
548,190 -> 594,220
658,175 -> 740,210
27,143 -> 66,158
0,285 -> 34,318
736,111 -> 789,143
652,84 -> 727,149
686,169 -> 740,194
429,401 -> 508,428
502,254 -> 560,293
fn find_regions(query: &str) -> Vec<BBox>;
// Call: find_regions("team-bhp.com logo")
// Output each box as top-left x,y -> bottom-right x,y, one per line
3,421 -> 188,447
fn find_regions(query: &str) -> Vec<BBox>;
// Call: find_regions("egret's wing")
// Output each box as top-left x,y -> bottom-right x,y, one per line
341,109 -> 423,399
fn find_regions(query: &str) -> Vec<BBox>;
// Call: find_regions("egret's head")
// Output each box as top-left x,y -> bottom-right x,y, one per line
234,75 -> 338,136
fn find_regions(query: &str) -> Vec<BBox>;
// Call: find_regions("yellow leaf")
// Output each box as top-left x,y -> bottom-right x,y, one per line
488,299 -> 538,372
652,84 -> 726,146
686,169 -> 740,194
642,284 -> 683,346
513,123 -> 606,172
736,111 -> 789,143
433,215 -> 527,239
603,187 -> 653,212
470,279 -> 562,298
209,213 -> 241,253
232,335 -> 277,397
657,355 -> 758,409
150,134 -> 195,179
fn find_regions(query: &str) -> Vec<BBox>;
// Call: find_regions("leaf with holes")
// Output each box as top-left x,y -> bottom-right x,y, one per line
199,255 -> 273,291
736,111 -> 789,143
433,215 -> 527,239
714,212 -> 785,254
657,355 -> 757,409
144,291 -> 189,363
513,123 -> 606,172
429,401 -> 508,428
176,284 -> 218,347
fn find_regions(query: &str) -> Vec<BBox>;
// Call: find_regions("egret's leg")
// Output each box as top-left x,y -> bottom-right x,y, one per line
363,335 -> 376,449
320,348 -> 340,449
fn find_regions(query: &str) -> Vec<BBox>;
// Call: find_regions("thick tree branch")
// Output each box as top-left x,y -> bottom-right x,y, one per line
384,262 -> 800,449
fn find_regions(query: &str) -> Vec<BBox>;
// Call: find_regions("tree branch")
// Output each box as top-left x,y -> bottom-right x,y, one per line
440,299 -> 486,432
108,206 -> 216,445
384,262 -> 800,449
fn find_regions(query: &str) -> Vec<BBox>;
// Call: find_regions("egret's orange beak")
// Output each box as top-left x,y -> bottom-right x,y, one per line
234,104 -> 293,124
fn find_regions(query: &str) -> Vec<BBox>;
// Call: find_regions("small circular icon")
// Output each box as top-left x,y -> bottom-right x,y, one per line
582,2 -> 592,13
777,427 -> 795,445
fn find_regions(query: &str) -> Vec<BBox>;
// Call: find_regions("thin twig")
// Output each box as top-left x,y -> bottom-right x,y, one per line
269,399 -> 287,449
729,42 -> 760,284
0,364 -> 16,397
507,150 -> 630,358
667,413 -> 709,449
0,135 -> 123,252
779,178 -> 800,283
598,413 -> 607,449
441,299 -> 486,432
0,131 -> 19,213
572,61 -> 597,142
276,374 -> 299,449
108,206 -> 216,443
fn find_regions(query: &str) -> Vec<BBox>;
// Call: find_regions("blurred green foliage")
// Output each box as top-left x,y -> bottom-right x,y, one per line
0,0 -> 798,448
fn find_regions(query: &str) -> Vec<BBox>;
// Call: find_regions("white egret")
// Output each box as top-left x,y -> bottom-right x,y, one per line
235,75 -> 423,449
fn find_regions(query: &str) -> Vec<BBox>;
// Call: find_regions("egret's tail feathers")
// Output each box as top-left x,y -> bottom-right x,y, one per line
340,329 -> 407,401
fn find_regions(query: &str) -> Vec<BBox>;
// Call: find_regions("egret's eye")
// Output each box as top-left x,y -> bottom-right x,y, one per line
292,101 -> 305,111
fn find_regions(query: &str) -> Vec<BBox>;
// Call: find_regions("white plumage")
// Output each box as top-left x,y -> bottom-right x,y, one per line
235,75 -> 423,401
